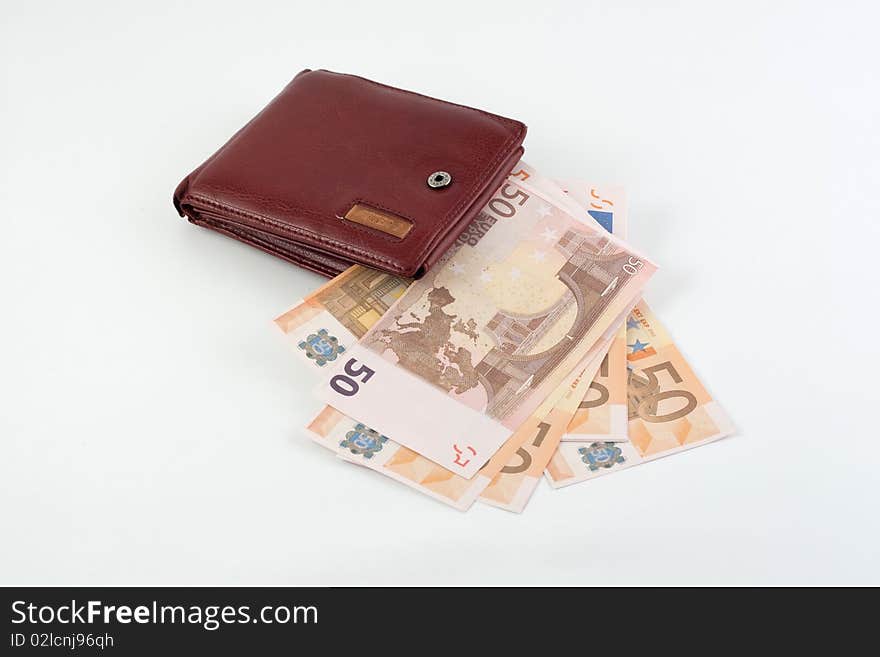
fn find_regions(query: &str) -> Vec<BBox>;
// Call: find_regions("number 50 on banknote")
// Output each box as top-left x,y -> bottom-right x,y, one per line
314,177 -> 657,478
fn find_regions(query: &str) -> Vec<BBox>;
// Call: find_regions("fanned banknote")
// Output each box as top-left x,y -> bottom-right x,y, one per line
475,174 -> 629,511
275,163 -> 632,510
275,168 -> 644,510
478,339 -> 609,512
273,267 -> 407,449
557,181 -> 629,443
315,176 -> 657,477
308,406 -> 492,510
275,259 -> 628,512
276,266 -> 507,510
329,347 -> 603,511
546,300 -> 734,487
274,163 -> 733,509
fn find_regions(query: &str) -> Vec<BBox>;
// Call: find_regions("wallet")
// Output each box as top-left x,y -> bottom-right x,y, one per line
173,69 -> 527,278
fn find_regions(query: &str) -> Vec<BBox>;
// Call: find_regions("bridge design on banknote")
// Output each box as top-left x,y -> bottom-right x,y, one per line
367,226 -> 635,421
476,228 -> 633,419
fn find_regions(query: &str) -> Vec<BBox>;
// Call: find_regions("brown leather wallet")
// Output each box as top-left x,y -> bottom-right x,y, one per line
173,69 -> 527,278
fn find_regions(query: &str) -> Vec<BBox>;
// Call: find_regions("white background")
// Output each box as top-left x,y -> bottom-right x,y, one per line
2,1 -> 878,585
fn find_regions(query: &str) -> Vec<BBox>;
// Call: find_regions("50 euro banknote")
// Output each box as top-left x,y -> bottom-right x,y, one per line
274,268 -> 492,510
557,180 -> 629,443
545,300 -> 734,487
275,168 -> 641,510
331,342 -> 610,512
275,263 -> 611,511
313,175 -> 657,478
478,336 -> 610,512
305,303 -> 625,513
472,171 -> 629,511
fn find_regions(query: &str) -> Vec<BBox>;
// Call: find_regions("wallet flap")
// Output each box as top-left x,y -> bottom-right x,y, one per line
175,70 -> 526,277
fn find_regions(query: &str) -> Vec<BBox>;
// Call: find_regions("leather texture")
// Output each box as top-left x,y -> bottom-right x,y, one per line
173,69 -> 526,278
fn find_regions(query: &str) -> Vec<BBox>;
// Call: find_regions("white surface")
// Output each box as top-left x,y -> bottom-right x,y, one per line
2,1 -> 878,585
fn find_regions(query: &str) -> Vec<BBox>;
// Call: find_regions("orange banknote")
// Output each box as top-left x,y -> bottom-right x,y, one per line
475,175 -> 633,511
276,166 -> 657,510
557,180 -> 629,443
546,300 -> 734,487
479,340 -> 608,512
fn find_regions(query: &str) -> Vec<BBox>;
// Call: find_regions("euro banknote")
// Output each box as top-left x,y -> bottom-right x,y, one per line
276,167 -> 652,509
545,300 -> 734,487
307,405 -> 491,510
475,174 -> 628,511
478,338 -> 609,512
557,180 -> 629,443
329,344 -> 604,511
314,176 -> 657,477
275,263 -> 507,510
276,259 -> 626,511
273,267 -> 407,446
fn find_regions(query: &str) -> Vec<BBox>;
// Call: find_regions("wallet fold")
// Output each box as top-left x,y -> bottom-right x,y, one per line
173,69 -> 526,278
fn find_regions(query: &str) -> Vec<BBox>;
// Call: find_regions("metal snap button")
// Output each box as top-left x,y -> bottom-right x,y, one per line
427,171 -> 452,188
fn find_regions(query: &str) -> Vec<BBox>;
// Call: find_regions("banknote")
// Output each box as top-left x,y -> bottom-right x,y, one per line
273,266 -> 409,351
276,265 -> 501,510
276,167 -> 638,509
315,176 -> 657,477
546,300 -> 734,487
562,330 -> 627,442
288,280 -> 624,511
307,405 -> 490,510
476,174 -> 628,511
508,164 -> 589,218
326,344 -> 603,511
273,267 -> 409,447
478,337 -> 610,512
557,180 -> 629,443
